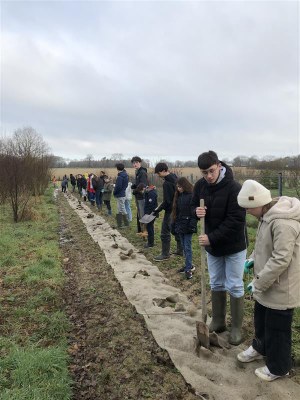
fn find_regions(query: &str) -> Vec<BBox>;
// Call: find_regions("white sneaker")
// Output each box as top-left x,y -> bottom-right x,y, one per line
255,366 -> 289,382
237,345 -> 263,363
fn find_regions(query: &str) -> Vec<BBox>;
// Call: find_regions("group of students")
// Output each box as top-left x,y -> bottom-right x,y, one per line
130,151 -> 300,383
59,172 -> 115,215
58,150 -> 300,383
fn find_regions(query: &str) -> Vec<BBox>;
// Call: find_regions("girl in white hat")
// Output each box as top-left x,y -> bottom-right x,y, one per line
236,179 -> 300,381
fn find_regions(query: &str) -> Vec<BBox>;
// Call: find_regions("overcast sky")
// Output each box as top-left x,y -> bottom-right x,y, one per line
1,0 -> 299,163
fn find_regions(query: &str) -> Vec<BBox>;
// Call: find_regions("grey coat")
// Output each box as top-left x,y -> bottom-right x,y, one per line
252,196 -> 300,310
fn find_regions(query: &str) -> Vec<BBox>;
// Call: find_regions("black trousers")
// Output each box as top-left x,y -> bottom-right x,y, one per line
104,200 -> 111,211
252,301 -> 293,376
147,220 -> 154,245
160,212 -> 181,248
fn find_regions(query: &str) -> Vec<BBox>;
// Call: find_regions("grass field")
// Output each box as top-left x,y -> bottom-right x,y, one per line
0,188 -> 72,400
50,166 -> 260,181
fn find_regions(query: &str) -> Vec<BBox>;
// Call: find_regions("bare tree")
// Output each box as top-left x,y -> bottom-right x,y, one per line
85,154 -> 94,168
0,127 -> 52,222
111,153 -> 123,161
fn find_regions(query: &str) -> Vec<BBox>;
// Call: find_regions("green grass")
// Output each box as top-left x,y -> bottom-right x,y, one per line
0,188 -> 72,400
0,346 -> 71,400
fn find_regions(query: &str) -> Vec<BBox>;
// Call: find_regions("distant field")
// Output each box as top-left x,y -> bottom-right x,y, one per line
51,166 -> 258,181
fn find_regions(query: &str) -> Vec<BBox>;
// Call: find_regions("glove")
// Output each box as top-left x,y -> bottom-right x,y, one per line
244,258 -> 254,273
152,210 -> 160,217
247,281 -> 255,294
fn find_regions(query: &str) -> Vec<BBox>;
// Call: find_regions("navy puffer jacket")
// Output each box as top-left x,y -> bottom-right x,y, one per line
113,170 -> 129,198
144,188 -> 158,214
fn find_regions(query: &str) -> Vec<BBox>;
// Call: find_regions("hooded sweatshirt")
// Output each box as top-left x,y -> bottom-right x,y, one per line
157,173 -> 178,214
132,167 -> 149,200
252,196 -> 300,310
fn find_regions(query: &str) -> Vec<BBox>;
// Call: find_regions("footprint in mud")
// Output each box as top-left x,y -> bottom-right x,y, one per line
133,269 -> 150,278
153,294 -> 181,309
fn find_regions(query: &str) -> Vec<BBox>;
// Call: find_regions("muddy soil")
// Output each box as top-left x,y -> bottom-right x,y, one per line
59,196 -> 200,400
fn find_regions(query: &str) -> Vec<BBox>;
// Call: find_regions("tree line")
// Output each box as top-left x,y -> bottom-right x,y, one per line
51,153 -> 300,170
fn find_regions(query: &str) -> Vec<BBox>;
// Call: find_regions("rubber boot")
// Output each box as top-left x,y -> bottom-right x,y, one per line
154,241 -> 170,261
209,291 -> 227,333
116,213 -> 123,228
122,214 -> 130,227
173,239 -> 183,256
229,295 -> 244,345
107,209 -> 112,216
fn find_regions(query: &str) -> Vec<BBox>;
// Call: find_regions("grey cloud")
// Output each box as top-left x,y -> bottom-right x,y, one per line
1,1 -> 299,161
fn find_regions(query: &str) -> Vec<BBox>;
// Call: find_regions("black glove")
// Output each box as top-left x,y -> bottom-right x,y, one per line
152,209 -> 160,217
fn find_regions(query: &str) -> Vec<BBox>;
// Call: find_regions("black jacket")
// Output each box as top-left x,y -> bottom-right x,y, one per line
174,192 -> 198,234
191,162 -> 247,256
78,176 -> 87,190
92,176 -> 104,191
157,173 -> 177,214
92,176 -> 100,191
132,167 -> 149,200
70,175 -> 76,185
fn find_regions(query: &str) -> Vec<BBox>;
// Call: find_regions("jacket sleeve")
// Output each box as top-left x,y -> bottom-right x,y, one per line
254,222 -> 298,292
113,178 -> 120,196
139,170 -> 148,186
156,183 -> 174,212
207,185 -> 246,246
191,182 -> 201,217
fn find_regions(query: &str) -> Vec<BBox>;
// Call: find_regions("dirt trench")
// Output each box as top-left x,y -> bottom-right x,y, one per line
59,195 -> 200,400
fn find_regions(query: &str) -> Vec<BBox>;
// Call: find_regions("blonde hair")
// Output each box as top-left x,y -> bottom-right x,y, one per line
262,198 -> 278,214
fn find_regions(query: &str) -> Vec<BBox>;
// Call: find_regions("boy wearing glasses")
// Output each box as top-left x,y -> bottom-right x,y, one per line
191,150 -> 247,345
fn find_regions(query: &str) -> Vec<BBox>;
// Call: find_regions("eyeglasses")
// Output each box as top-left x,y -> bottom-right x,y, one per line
201,166 -> 219,176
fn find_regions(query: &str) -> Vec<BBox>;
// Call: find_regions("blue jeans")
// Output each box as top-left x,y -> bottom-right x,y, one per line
179,233 -> 193,271
116,197 -> 127,214
206,250 -> 246,297
95,190 -> 103,208
125,199 -> 132,221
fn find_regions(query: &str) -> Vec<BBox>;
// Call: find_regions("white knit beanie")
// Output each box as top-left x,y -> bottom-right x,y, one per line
238,180 -> 272,208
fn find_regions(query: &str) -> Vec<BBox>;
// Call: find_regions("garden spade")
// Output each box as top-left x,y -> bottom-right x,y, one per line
196,199 -> 210,349
139,202 -> 163,224
139,213 -> 156,224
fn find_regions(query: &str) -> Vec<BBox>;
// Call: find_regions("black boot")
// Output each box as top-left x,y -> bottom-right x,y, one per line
154,241 -> 170,261
172,240 -> 183,256
209,291 -> 227,333
229,295 -> 244,345
122,214 -> 130,227
116,213 -> 123,228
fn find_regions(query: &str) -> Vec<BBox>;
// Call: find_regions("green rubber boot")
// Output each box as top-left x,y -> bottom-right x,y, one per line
229,295 -> 244,345
209,291 -> 227,333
